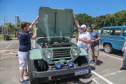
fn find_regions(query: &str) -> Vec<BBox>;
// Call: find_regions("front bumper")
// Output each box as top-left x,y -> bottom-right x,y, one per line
33,64 -> 89,78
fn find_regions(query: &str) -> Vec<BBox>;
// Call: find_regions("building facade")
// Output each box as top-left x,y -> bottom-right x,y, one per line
15,15 -> 20,25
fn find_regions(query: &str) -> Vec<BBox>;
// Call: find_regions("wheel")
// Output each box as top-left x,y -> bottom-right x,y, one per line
28,59 -> 49,84
28,59 -> 39,84
104,44 -> 113,53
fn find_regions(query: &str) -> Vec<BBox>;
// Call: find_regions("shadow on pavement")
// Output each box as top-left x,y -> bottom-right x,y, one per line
99,49 -> 104,51
90,60 -> 103,70
96,60 -> 103,65
99,49 -> 123,57
40,75 -> 92,84
112,50 -> 123,56
79,73 -> 92,79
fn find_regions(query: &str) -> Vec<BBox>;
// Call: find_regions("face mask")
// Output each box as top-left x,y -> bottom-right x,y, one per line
79,29 -> 82,33
27,27 -> 30,31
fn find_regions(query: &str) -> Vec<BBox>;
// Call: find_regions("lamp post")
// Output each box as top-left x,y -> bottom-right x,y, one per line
4,17 -> 5,35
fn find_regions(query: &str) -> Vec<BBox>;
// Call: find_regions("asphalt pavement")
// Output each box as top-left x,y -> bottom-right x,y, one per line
0,38 -> 126,84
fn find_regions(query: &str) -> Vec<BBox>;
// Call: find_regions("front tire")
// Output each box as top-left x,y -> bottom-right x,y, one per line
28,59 -> 39,84
104,44 -> 113,53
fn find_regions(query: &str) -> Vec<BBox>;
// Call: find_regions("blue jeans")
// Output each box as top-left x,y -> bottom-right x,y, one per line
123,51 -> 126,68
85,49 -> 91,72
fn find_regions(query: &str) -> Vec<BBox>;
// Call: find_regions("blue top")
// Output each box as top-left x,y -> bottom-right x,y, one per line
90,30 -> 100,46
19,30 -> 32,52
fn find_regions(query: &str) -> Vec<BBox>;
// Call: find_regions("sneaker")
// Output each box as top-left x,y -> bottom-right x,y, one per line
24,74 -> 28,76
94,62 -> 96,67
20,80 -> 29,84
24,75 -> 29,81
120,67 -> 126,70
90,60 -> 95,64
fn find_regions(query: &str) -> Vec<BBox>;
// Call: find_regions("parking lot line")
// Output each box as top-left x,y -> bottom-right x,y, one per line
92,71 -> 114,84
104,71 -> 122,77
92,78 -> 100,84
6,44 -> 11,49
100,52 -> 123,61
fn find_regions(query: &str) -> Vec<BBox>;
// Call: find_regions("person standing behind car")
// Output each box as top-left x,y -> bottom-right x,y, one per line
73,13 -> 91,75
90,25 -> 101,67
120,41 -> 126,70
18,16 -> 39,84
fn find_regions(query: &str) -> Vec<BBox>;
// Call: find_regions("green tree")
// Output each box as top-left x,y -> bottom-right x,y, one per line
76,13 -> 95,27
95,9 -> 126,28
5,22 -> 15,31
16,23 -> 21,29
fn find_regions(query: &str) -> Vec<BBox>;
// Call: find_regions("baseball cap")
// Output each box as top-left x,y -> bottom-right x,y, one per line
91,24 -> 95,27
79,24 -> 87,29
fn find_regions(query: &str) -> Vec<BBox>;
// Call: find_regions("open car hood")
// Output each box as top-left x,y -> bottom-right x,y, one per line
37,7 -> 74,37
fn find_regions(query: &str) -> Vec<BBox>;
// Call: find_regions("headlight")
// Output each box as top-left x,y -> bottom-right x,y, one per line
44,50 -> 52,58
72,48 -> 79,56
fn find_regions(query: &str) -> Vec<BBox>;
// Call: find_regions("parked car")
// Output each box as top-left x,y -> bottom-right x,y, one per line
28,7 -> 90,84
99,26 -> 126,53
4,34 -> 12,40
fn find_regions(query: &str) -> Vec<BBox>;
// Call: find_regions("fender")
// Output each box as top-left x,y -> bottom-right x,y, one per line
79,47 -> 88,56
30,49 -> 42,60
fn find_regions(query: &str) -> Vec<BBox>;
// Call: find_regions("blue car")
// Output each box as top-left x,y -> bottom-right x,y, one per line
99,26 -> 126,53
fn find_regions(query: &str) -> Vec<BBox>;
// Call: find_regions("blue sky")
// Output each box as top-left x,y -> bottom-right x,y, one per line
0,0 -> 126,25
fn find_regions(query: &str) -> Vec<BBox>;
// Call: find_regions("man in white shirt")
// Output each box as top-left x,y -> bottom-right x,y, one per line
73,13 -> 91,75
77,25 -> 91,50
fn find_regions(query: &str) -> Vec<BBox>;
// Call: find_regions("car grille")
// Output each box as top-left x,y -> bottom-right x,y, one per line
53,48 -> 71,58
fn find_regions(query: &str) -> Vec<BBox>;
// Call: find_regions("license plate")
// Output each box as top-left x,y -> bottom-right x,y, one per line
75,69 -> 88,75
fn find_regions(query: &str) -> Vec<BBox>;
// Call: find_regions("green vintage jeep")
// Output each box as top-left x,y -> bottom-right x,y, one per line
28,7 -> 90,84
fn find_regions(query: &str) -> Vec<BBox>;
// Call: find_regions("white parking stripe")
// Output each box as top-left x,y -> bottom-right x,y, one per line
92,79 -> 100,84
104,71 -> 122,77
6,44 -> 11,48
100,52 -> 123,60
92,71 -> 114,84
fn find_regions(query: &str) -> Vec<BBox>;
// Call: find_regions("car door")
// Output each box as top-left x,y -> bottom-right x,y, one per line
100,28 -> 110,45
120,27 -> 126,49
110,28 -> 122,50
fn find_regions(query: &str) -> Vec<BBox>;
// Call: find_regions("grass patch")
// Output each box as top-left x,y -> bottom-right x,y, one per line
0,36 -> 4,39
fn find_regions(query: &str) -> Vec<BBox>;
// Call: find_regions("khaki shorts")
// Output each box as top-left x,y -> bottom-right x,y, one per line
18,51 -> 29,69
91,45 -> 99,56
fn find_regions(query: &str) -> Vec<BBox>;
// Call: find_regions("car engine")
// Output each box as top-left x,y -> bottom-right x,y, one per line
37,38 -> 72,48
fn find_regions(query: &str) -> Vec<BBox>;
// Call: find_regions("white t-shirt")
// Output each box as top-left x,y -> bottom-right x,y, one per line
77,31 -> 91,50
